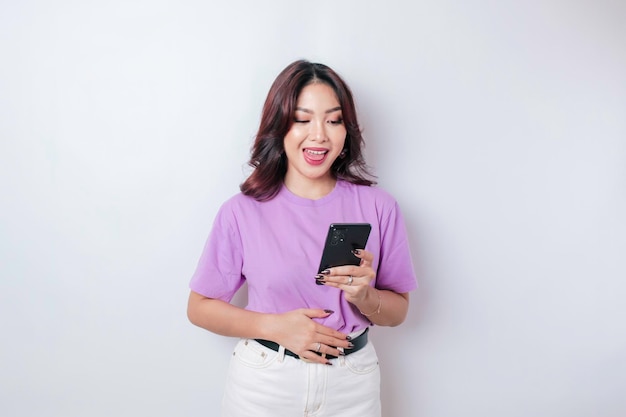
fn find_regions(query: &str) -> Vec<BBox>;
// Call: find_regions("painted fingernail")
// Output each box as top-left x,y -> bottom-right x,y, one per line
324,309 -> 334,314
347,342 -> 354,348
352,249 -> 361,255
320,269 -> 330,275
315,279 -> 325,286
346,335 -> 353,341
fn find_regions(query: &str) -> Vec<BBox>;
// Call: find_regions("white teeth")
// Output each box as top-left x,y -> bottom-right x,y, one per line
305,149 -> 327,155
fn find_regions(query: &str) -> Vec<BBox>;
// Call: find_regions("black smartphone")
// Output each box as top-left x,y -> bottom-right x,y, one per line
317,223 -> 371,273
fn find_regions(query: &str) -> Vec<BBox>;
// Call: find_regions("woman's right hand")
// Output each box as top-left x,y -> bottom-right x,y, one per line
266,308 -> 352,364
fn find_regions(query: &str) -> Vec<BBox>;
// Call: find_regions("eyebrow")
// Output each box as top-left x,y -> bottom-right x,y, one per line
295,106 -> 342,114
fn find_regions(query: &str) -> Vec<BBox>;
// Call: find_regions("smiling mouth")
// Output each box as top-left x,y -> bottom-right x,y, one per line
303,148 -> 328,165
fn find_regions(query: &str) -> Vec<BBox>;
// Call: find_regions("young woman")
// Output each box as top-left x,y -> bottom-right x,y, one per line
188,60 -> 417,417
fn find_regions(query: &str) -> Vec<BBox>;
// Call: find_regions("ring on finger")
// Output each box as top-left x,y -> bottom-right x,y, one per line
347,275 -> 353,286
316,342 -> 321,352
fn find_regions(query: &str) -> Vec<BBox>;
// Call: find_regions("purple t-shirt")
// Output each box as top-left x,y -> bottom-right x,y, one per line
190,180 -> 417,333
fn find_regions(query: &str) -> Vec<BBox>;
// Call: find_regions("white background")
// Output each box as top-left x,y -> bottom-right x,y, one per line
1,1 -> 625,416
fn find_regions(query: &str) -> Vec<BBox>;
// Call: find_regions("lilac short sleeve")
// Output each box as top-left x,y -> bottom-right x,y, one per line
375,201 -> 418,293
189,203 -> 245,301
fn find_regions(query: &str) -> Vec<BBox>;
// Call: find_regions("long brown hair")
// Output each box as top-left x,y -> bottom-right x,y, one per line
240,60 -> 375,201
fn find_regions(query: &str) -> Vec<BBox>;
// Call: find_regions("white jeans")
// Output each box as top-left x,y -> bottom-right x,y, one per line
221,338 -> 381,417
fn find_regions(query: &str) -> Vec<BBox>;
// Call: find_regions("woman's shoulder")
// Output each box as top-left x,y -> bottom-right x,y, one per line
338,180 -> 398,205
209,192 -> 264,231
219,191 -> 261,213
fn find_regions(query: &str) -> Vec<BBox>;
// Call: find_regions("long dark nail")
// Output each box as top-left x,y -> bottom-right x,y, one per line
320,269 -> 330,275
315,279 -> 325,286
346,335 -> 353,341
324,309 -> 334,314
352,249 -> 361,255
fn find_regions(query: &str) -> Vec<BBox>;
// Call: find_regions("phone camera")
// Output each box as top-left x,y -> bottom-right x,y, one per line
331,228 -> 346,245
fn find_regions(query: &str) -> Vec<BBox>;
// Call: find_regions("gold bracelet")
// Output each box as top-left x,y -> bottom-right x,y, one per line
359,289 -> 382,317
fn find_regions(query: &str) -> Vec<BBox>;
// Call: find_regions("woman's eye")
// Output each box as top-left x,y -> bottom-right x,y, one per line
328,118 -> 343,125
294,119 -> 310,123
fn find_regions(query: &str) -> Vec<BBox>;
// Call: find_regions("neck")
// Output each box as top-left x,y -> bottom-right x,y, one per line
283,175 -> 337,200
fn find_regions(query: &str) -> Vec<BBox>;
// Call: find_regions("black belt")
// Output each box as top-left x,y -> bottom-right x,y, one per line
254,328 -> 369,360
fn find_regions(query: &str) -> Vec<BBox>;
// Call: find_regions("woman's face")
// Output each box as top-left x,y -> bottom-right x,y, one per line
283,82 -> 347,189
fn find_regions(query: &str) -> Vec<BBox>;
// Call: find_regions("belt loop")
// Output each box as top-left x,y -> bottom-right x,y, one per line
277,345 -> 286,362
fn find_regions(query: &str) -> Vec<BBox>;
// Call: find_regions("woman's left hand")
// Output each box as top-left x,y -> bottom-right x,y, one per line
315,249 -> 375,304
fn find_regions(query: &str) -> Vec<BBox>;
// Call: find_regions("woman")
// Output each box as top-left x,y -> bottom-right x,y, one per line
188,60 -> 417,417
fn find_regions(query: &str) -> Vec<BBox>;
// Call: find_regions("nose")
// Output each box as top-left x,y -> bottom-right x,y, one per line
310,120 -> 328,142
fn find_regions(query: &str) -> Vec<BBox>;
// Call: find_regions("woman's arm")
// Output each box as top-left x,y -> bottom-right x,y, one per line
187,291 -> 269,338
351,288 -> 409,327
187,291 -> 352,363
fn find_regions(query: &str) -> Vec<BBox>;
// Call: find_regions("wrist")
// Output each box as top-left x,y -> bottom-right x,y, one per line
256,312 -> 278,340
359,288 -> 382,317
